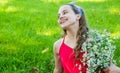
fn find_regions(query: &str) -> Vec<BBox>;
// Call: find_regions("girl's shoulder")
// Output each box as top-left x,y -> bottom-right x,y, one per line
53,38 -> 63,54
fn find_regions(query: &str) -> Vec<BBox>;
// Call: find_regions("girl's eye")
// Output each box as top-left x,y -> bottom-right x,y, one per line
63,11 -> 68,15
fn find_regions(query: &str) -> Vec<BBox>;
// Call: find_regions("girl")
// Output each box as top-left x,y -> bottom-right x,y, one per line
53,3 -> 120,73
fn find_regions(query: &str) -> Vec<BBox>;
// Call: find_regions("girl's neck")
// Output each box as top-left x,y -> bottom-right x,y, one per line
66,22 -> 79,39
66,30 -> 77,39
64,26 -> 79,49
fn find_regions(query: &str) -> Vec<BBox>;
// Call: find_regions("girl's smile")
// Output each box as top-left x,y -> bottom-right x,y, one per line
59,18 -> 68,25
58,5 -> 80,29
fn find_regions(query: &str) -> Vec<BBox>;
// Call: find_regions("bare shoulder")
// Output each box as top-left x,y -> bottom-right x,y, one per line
53,38 -> 63,54
53,38 -> 64,73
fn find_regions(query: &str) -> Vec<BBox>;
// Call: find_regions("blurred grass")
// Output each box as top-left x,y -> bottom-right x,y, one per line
0,0 -> 120,73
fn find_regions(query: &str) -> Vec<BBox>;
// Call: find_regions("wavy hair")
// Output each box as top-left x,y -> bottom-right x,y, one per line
62,4 -> 89,60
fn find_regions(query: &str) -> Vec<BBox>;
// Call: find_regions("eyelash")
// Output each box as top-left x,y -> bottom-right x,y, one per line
63,11 -> 68,15
58,11 -> 68,18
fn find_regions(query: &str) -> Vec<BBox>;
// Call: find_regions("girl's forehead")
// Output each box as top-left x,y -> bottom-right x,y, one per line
58,5 -> 72,12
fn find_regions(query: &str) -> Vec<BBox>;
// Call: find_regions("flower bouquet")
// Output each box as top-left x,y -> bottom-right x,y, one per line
82,30 -> 116,73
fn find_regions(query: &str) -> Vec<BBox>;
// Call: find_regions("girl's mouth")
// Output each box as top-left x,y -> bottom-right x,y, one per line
60,19 -> 68,24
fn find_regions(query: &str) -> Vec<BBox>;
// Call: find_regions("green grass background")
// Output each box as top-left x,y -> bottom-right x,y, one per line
0,0 -> 120,73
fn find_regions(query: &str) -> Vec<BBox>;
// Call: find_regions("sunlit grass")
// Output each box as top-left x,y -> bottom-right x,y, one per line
42,48 -> 49,54
111,31 -> 120,38
0,6 -> 18,12
0,0 -> 9,5
36,27 -> 61,36
109,7 -> 120,15
0,0 -> 120,72
78,0 -> 106,2
41,0 -> 61,3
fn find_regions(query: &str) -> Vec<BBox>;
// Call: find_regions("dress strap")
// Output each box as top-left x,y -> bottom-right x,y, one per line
62,37 -> 65,43
59,37 -> 65,55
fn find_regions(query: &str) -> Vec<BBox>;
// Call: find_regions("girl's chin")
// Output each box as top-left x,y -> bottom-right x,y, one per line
60,24 -> 69,29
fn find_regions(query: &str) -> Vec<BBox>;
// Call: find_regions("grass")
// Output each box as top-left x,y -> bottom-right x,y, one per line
0,0 -> 120,73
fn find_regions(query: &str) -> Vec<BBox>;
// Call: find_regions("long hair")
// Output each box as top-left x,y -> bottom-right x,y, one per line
62,4 -> 89,60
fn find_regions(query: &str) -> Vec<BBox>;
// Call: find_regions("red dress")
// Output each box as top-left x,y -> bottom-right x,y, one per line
59,38 -> 87,73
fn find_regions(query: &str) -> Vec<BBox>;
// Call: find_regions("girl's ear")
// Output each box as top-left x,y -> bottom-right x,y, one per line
76,14 -> 81,20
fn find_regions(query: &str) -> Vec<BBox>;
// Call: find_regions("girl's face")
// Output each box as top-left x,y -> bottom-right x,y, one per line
58,5 -> 80,29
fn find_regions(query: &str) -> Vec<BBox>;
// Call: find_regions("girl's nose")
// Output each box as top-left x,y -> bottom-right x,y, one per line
59,15 -> 63,20
59,15 -> 64,20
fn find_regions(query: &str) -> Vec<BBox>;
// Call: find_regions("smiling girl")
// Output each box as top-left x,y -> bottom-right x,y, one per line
53,3 -> 120,73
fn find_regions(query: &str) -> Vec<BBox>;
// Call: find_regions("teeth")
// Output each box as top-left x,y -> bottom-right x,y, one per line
60,19 -> 68,24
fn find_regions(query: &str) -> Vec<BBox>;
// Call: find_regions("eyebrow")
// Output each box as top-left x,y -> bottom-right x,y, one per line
58,9 -> 68,15
63,9 -> 68,12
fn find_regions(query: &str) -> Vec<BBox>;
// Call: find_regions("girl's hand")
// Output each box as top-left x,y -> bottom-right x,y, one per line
103,63 -> 120,73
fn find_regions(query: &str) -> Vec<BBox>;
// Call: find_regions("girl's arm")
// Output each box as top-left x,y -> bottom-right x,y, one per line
53,41 -> 63,73
103,62 -> 120,73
